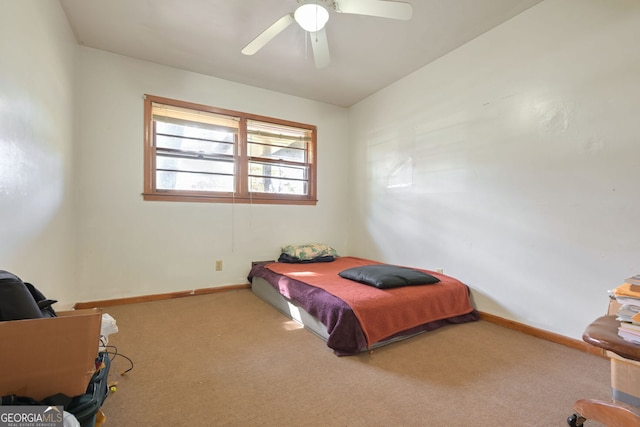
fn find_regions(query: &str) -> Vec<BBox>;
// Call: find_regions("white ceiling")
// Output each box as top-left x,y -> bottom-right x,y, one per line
59,0 -> 543,107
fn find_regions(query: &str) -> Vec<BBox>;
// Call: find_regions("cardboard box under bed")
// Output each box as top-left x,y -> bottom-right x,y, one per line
0,308 -> 102,401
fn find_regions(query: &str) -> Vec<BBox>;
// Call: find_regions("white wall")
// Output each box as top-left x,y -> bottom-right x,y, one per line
73,48 -> 350,302
4,0 -> 638,344
0,1 -> 79,307
348,0 -> 640,339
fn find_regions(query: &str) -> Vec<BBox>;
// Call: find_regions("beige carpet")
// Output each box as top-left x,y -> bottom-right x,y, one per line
99,290 -> 611,426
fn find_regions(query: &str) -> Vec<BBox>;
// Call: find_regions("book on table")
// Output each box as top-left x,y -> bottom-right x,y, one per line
618,327 -> 640,345
619,321 -> 640,333
624,274 -> 640,286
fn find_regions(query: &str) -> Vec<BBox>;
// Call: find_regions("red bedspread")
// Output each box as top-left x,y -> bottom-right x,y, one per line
267,257 -> 475,347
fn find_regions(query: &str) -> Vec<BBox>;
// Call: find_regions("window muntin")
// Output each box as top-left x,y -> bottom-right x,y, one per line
143,95 -> 317,204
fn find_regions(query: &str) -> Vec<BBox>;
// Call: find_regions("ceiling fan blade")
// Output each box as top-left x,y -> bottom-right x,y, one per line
241,14 -> 295,55
310,28 -> 330,68
335,0 -> 413,20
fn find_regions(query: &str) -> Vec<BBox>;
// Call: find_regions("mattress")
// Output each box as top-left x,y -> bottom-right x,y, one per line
251,275 -> 441,353
248,257 -> 479,356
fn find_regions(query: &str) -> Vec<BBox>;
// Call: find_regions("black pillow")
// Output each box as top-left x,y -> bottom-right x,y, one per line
338,264 -> 440,289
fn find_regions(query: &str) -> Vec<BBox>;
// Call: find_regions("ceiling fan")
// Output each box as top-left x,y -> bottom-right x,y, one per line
241,0 -> 413,68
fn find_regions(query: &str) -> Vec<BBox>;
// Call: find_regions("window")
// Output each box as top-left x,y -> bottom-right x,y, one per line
143,95 -> 317,205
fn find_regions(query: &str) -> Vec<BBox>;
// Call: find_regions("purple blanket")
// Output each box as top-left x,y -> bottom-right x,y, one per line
248,263 -> 479,356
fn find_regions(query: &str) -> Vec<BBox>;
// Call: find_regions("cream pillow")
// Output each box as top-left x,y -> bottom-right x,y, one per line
281,243 -> 339,260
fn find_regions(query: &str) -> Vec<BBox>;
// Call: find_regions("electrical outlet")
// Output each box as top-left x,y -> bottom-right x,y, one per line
215,260 -> 223,271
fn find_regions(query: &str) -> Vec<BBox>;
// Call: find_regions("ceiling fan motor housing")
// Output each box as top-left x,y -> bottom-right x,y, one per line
295,0 -> 332,32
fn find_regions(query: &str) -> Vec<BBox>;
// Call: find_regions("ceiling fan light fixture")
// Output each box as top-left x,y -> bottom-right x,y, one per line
294,2 -> 330,32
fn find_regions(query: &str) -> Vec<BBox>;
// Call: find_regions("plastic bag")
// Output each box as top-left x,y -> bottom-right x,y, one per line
99,313 -> 119,351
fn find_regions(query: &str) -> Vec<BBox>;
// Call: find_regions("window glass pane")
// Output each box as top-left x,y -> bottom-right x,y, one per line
249,176 -> 307,195
157,155 -> 234,175
247,142 -> 305,163
156,122 -> 235,156
156,135 -> 234,156
156,121 -> 236,142
247,134 -> 307,150
249,161 -> 307,180
157,170 -> 234,192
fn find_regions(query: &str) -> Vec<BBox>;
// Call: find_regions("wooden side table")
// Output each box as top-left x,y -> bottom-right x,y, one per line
568,315 -> 640,426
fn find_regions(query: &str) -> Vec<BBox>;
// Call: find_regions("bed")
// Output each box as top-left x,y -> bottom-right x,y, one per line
248,256 -> 479,356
